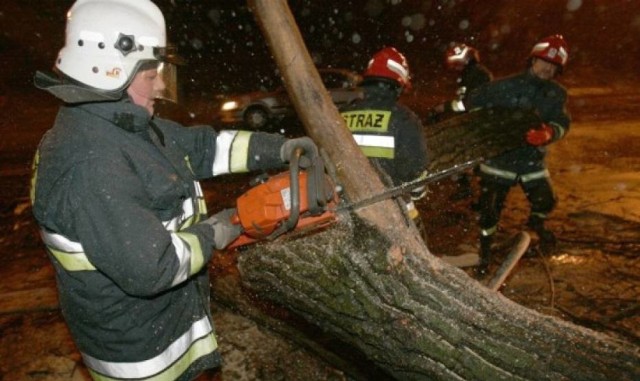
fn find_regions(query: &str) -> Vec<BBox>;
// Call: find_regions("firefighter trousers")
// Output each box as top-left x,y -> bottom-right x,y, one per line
478,173 -> 557,233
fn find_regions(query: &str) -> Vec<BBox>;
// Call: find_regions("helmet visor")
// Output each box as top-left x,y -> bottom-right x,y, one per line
156,61 -> 179,103
154,45 -> 186,66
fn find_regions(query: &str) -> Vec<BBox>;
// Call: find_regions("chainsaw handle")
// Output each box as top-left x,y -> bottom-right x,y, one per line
283,148 -> 301,231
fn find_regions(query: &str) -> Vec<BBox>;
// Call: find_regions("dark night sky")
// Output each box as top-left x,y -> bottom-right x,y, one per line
2,0 -> 639,97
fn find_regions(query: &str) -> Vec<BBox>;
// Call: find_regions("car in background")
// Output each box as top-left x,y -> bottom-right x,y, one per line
217,68 -> 363,129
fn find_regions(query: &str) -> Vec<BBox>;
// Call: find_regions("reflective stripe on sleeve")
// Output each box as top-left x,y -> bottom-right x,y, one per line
451,100 -> 466,112
351,134 -> 395,159
549,121 -> 566,139
40,230 -> 96,271
481,226 -> 497,236
212,130 -> 253,176
229,131 -> 251,173
171,232 -> 205,285
83,316 -> 218,381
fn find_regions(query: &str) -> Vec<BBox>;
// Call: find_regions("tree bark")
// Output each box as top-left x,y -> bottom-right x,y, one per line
220,1 -> 640,380
236,220 -> 639,380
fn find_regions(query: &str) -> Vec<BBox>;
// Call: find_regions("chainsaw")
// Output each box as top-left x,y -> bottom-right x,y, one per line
227,143 -> 480,250
227,145 -> 338,249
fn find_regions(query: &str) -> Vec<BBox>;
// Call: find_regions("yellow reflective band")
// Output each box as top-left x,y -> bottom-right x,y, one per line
361,146 -> 394,159
481,226 -> 497,236
550,122 -> 565,139
197,197 -> 207,217
183,155 -> 194,174
479,163 -> 518,180
87,332 -> 218,381
194,182 -> 208,215
405,201 -> 419,220
175,232 -> 205,276
48,247 -> 97,271
520,169 -> 550,182
342,110 -> 391,132
229,131 -> 251,173
30,151 -> 40,205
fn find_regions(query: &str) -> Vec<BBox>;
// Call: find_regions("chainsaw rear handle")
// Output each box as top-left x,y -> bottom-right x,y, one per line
283,148 -> 301,232
280,136 -> 318,169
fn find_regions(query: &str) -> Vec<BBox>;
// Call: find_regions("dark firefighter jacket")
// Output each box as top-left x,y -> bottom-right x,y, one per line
31,99 -> 286,381
439,61 -> 493,118
340,82 -> 429,186
464,70 -> 570,183
459,60 -> 493,97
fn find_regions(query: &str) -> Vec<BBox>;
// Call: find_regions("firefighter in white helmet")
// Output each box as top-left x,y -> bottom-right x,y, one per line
31,1 -> 317,380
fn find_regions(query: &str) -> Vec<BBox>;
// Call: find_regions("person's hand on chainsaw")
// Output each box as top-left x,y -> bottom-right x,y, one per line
280,137 -> 318,168
202,208 -> 242,250
526,123 -> 554,146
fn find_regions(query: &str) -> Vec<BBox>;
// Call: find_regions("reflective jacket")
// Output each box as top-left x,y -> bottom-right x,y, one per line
464,70 -> 570,182
31,99 -> 285,381
340,82 -> 429,186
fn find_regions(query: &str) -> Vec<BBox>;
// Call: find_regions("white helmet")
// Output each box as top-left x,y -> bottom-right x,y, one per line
36,0 -> 181,102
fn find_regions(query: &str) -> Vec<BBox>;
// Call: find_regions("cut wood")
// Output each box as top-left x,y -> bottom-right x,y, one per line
486,231 -> 531,291
440,253 -> 480,267
0,287 -> 59,314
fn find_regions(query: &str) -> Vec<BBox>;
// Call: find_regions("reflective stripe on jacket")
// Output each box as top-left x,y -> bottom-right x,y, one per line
340,83 -> 429,185
30,100 -> 285,380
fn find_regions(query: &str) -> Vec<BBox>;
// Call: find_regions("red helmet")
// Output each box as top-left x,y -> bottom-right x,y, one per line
363,47 -> 411,88
530,34 -> 569,68
445,43 -> 480,71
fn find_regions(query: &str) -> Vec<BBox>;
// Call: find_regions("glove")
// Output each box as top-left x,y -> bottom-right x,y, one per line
280,137 -> 318,168
202,208 -> 242,249
526,123 -> 554,146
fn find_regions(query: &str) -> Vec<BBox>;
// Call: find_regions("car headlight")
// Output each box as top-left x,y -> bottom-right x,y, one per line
221,101 -> 239,111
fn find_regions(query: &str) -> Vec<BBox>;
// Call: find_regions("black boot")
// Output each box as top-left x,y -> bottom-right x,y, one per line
476,235 -> 493,276
528,216 -> 556,251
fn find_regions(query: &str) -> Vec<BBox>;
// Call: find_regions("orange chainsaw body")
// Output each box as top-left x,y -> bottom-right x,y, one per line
228,170 -> 338,249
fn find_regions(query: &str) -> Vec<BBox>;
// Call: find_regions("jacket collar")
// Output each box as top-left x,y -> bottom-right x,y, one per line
79,99 -> 152,133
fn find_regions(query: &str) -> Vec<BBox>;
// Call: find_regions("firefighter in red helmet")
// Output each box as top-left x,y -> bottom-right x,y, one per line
457,35 -> 571,275
341,47 -> 430,239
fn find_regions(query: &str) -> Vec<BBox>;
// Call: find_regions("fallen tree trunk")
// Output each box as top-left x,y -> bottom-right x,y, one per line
236,218 -> 639,380
213,1 -> 640,379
